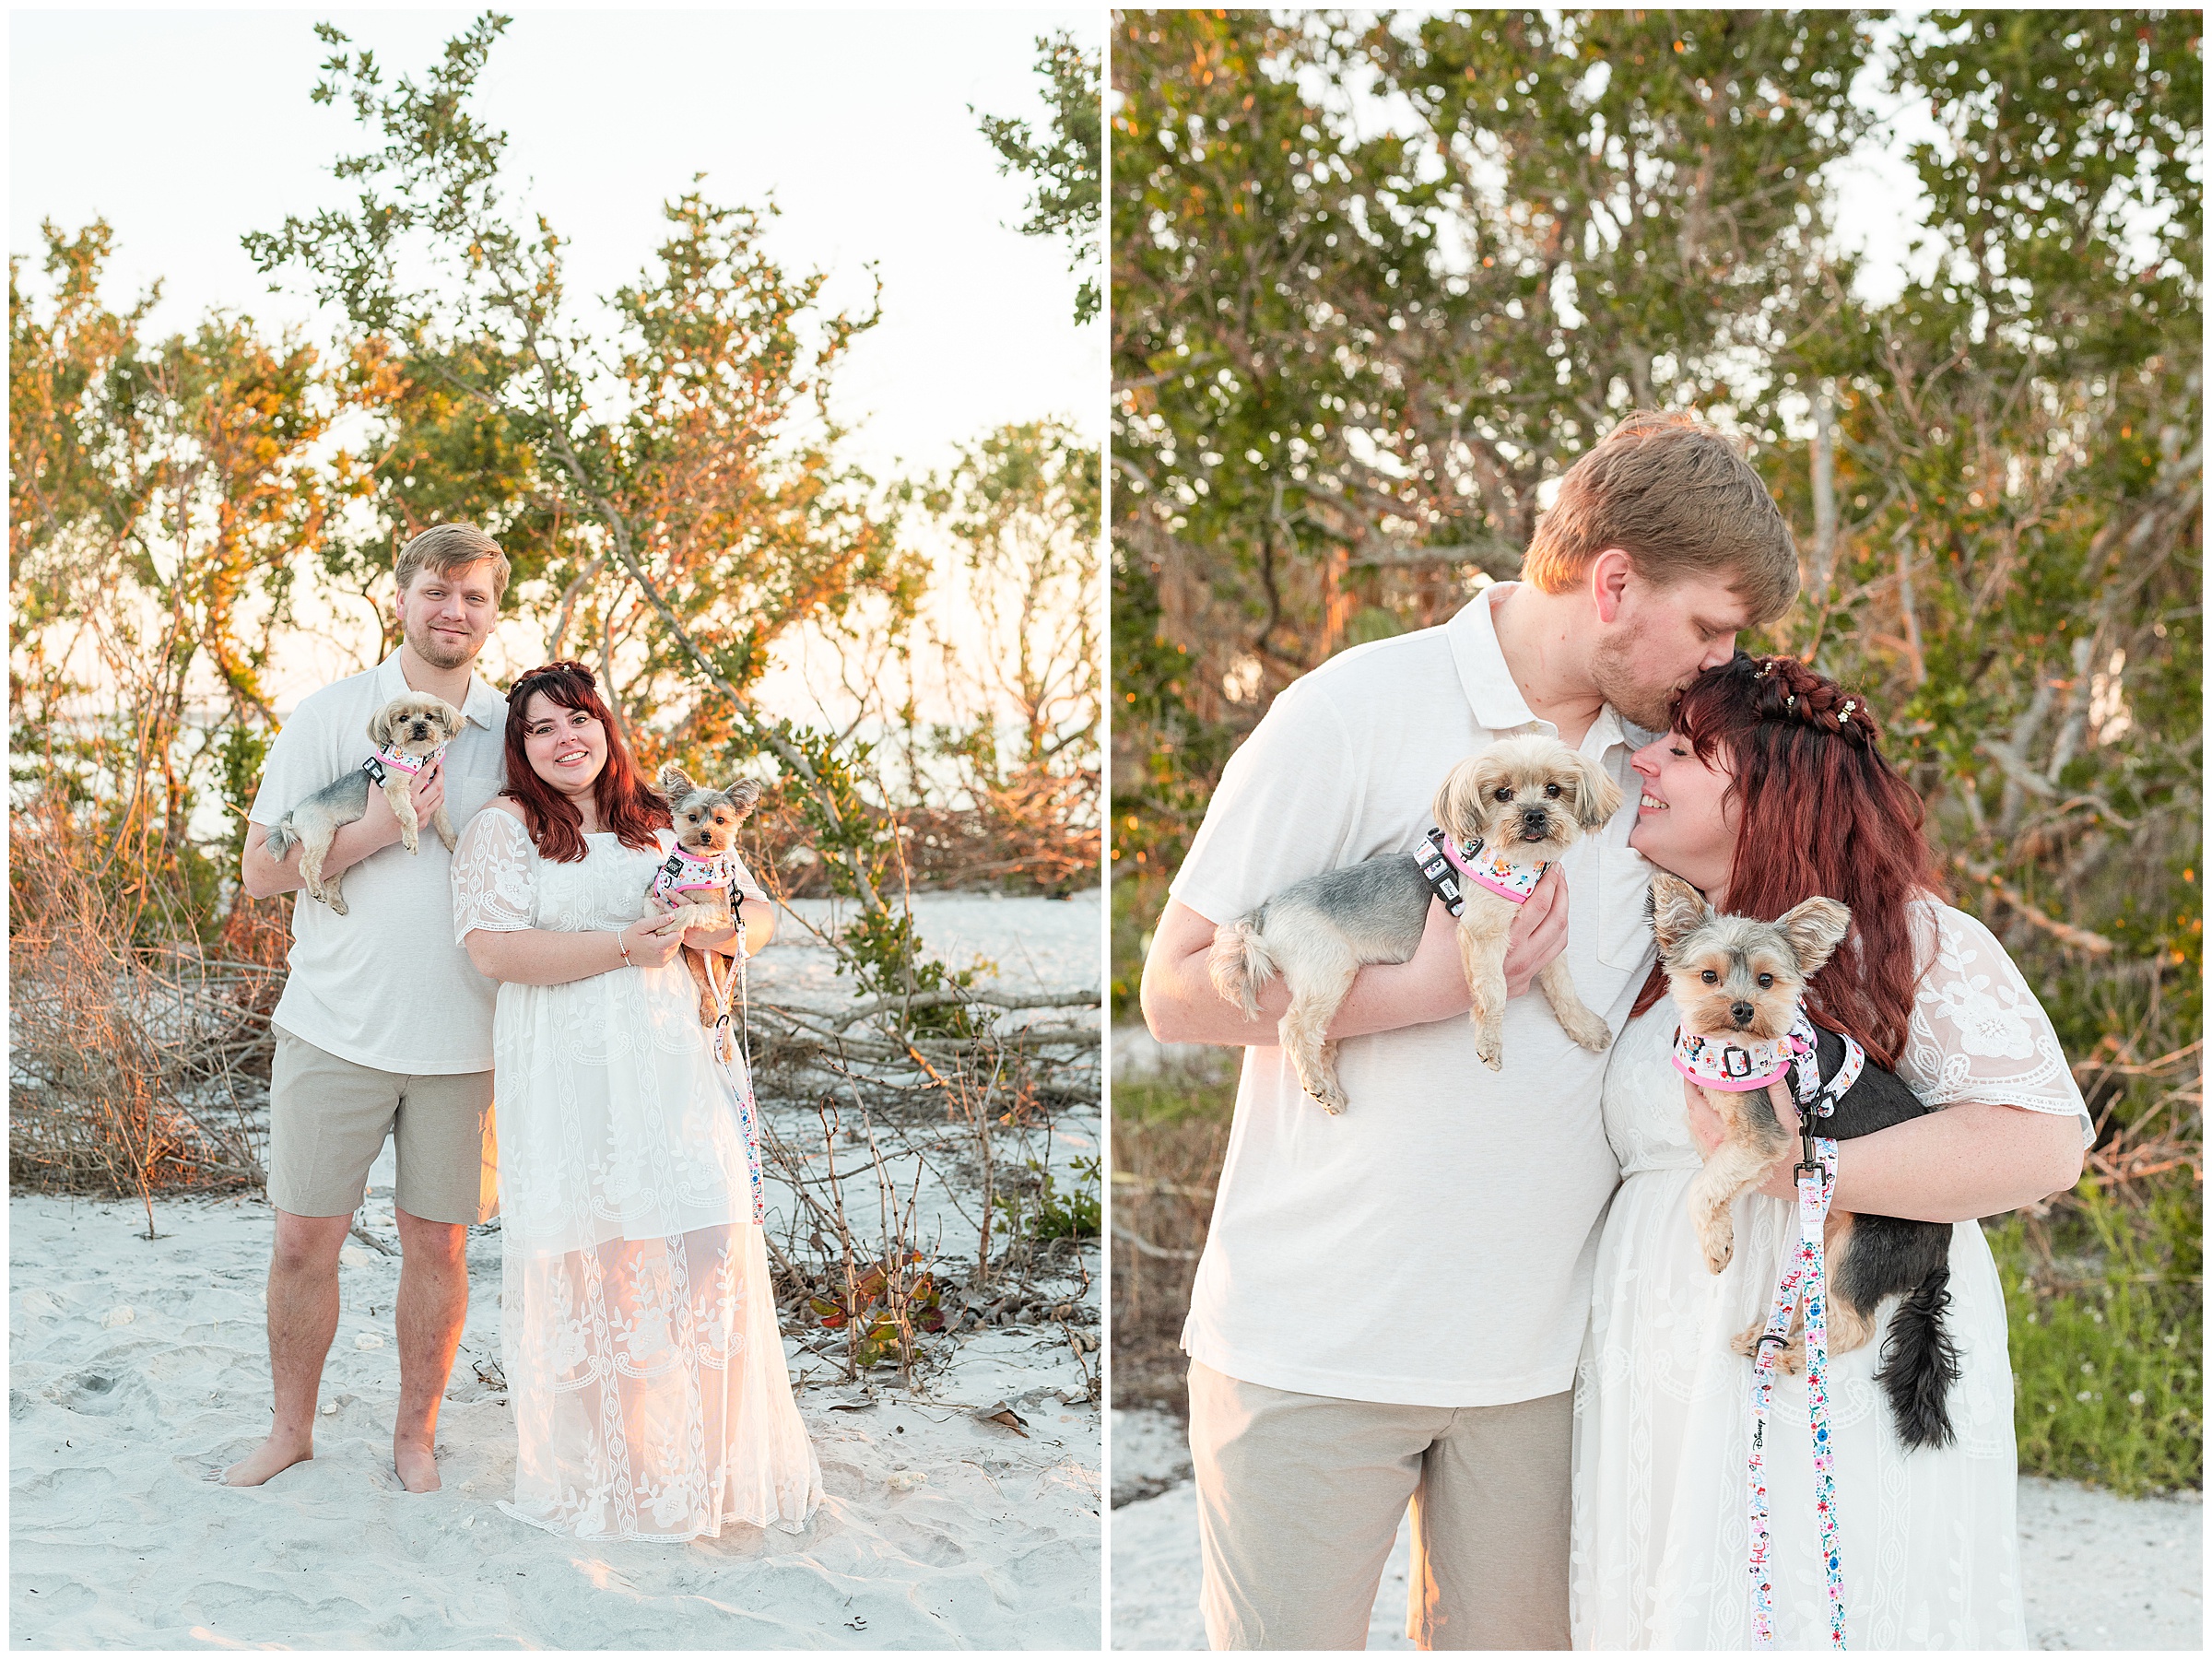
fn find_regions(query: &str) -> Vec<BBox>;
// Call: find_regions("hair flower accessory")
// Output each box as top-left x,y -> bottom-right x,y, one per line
1840,699 -> 1856,723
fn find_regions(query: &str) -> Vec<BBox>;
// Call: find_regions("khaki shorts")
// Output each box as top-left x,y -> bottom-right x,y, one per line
266,1026 -> 497,1225
1188,1359 -> 1571,1651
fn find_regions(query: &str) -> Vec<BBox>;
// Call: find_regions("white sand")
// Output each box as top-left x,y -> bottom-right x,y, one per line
10,893 -> 1103,1649
1107,1409 -> 2202,1651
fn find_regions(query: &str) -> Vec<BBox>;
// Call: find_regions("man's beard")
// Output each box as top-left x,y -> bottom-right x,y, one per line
405,616 -> 483,671
1590,635 -> 1682,732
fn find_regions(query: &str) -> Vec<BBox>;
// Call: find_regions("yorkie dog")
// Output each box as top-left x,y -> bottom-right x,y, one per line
1208,735 -> 1622,1113
1652,872 -> 1961,1449
265,693 -> 464,915
644,764 -> 764,1028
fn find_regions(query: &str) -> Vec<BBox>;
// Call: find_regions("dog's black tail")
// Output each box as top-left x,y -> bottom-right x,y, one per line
1876,1264 -> 1963,1450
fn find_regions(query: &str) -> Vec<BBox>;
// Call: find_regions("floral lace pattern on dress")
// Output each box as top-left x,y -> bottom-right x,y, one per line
448,806 -> 818,1541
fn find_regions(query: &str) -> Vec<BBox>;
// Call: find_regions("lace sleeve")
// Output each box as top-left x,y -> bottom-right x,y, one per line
451,807 -> 538,941
1896,902 -> 2093,1146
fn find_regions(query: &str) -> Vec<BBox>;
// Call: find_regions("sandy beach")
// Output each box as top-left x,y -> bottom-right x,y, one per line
1107,1407 -> 2204,1651
10,893 -> 1104,1650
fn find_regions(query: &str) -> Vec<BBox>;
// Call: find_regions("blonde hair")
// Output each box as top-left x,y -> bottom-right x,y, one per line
1522,413 -> 1798,625
394,523 -> 510,605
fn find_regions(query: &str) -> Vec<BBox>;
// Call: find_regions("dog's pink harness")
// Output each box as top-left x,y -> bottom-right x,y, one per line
1417,828 -> 1548,914
1672,1025 -> 1809,1091
650,845 -> 735,907
360,739 -> 447,787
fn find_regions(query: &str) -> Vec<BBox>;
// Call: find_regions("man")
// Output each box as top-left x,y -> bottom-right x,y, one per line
1140,413 -> 1800,1649
224,524 -> 512,1493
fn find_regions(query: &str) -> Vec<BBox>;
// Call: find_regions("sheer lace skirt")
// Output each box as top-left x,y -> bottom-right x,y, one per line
500,1220 -> 819,1540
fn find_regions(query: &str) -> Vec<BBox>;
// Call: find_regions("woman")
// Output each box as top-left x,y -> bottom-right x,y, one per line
448,660 -> 821,1540
1571,653 -> 2088,1648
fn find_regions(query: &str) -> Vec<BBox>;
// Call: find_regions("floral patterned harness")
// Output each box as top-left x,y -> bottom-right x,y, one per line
1416,827 -> 1549,914
359,739 -> 446,787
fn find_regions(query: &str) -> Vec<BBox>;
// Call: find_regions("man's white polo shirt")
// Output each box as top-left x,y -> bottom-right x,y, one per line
1168,583 -> 1656,1407
248,651 -> 509,1075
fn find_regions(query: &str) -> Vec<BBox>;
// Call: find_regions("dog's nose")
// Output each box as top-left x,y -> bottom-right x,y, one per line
1730,1000 -> 1755,1026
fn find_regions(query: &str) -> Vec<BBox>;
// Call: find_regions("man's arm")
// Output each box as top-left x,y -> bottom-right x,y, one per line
241,764 -> 449,900
1141,867 -> 1575,1047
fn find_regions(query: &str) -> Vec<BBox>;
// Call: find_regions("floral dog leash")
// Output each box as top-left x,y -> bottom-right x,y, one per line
1747,1007 -> 1863,1649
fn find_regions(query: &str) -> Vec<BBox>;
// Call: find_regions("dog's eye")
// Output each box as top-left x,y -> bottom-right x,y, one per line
1493,787 -> 1512,802
1544,783 -> 1561,798
1700,970 -> 1718,984
1757,973 -> 1774,989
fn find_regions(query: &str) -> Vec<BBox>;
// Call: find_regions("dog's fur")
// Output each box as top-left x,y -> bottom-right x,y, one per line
646,764 -> 764,1028
264,694 -> 464,914
1653,872 -> 1961,1449
1207,736 -> 1623,1113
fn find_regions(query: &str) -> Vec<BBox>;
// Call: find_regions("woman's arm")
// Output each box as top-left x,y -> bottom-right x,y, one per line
657,894 -> 776,959
465,912 -> 688,986
1687,1083 -> 2086,1221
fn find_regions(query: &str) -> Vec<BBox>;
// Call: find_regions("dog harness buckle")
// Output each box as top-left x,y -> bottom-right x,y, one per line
1415,827 -> 1479,917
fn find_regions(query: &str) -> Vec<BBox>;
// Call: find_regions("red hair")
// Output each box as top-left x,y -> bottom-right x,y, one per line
1630,653 -> 1947,1067
500,661 -> 670,863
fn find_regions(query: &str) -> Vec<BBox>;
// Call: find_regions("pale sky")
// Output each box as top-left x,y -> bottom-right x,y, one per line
12,7 -> 1100,475
12,7 -> 1103,704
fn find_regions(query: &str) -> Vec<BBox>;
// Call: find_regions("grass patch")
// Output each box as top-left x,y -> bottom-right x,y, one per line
1988,1176 -> 2203,1495
1112,1071 -> 1237,1415
1114,1075 -> 1238,1127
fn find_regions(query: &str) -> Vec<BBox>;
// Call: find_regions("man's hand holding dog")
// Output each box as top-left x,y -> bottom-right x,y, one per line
359,761 -> 446,851
1390,866 -> 1574,1019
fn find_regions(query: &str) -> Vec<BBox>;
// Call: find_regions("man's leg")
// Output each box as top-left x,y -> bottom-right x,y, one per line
387,1067 -> 493,1493
1189,1359 -> 1444,1650
1406,1388 -> 1574,1650
390,1206 -> 469,1492
222,1208 -> 352,1486
227,1030 -> 394,1488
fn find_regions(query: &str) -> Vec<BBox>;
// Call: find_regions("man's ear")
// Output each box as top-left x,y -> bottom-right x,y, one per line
1590,547 -> 1635,626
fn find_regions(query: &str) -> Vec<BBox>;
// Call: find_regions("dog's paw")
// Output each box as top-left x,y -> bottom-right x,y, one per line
399,829 -> 420,855
1731,1322 -> 1771,1361
1566,1013 -> 1612,1052
1474,1031 -> 1504,1071
1777,1340 -> 1806,1376
1697,1218 -> 1735,1275
326,892 -> 349,917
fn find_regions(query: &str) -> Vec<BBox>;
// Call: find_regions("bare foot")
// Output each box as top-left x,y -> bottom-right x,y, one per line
394,1436 -> 441,1493
223,1430 -> 313,1487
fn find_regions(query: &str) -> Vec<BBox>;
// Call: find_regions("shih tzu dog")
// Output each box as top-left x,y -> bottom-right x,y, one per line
644,763 -> 764,1028
1208,735 -> 1623,1113
1651,872 -> 1961,1449
264,693 -> 464,915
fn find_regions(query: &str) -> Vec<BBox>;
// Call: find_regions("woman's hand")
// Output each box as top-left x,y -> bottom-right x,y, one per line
1683,1078 -> 1806,1200
648,893 -> 747,955
620,910 -> 689,970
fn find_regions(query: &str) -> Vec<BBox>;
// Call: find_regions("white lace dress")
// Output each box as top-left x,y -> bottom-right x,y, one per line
1571,901 -> 2089,1648
450,807 -> 822,1540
